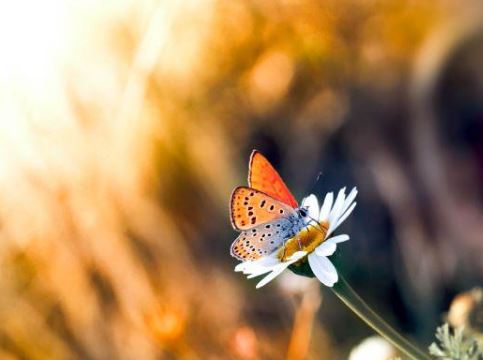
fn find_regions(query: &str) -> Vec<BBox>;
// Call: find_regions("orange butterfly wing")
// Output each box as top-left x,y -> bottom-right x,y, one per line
230,187 -> 295,231
248,150 -> 298,208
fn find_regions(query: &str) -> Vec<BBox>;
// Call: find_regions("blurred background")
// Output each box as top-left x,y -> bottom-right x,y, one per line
0,0 -> 482,359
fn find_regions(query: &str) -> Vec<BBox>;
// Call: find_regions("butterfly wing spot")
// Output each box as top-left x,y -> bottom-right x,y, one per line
230,217 -> 296,261
230,187 -> 296,230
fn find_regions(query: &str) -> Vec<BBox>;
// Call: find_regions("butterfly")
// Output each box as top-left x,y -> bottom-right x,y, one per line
230,150 -> 311,261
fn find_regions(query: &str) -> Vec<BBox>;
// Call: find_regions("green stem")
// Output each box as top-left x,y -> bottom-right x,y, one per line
332,275 -> 431,360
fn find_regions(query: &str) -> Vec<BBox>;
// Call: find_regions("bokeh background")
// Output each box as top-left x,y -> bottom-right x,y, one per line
0,0 -> 482,359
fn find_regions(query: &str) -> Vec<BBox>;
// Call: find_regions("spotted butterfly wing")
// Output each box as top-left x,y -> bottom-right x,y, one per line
230,187 -> 295,231
248,150 -> 298,208
229,151 -> 300,261
229,187 -> 298,261
230,218 -> 296,261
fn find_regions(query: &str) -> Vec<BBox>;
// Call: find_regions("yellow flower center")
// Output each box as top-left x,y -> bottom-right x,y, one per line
277,221 -> 329,262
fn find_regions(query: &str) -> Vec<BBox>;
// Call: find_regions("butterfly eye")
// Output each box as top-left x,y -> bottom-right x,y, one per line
298,208 -> 308,217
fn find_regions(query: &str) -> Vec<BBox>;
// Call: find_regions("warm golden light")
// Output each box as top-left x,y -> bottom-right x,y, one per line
0,0 -> 479,358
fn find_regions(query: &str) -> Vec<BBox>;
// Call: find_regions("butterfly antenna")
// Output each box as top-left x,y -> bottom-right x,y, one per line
307,215 -> 325,234
306,170 -> 323,195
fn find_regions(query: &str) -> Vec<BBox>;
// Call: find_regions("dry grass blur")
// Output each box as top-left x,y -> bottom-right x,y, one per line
0,0 -> 482,359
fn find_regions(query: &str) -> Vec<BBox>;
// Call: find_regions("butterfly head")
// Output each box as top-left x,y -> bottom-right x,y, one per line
296,206 -> 309,220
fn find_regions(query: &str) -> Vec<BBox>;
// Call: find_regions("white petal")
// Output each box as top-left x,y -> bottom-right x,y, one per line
328,187 -> 346,226
317,257 -> 338,283
302,194 -> 319,220
255,263 -> 288,288
315,235 -> 350,257
234,252 -> 280,275
340,187 -> 357,216
315,241 -> 337,256
252,253 -> 280,267
326,234 -> 350,244
333,202 -> 357,232
254,251 -> 307,288
349,336 -> 396,360
235,262 -> 262,274
308,253 -> 338,287
246,266 -> 277,278
242,265 -> 267,276
329,188 -> 357,235
234,262 -> 247,272
319,192 -> 333,221
287,251 -> 308,262
235,261 -> 256,273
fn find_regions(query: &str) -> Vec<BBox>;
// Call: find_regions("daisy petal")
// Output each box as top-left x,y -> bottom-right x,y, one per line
319,192 -> 333,221
315,241 -> 337,256
337,202 -> 357,226
334,202 -> 357,231
235,261 -> 257,273
326,234 -> 350,244
327,187 -> 357,235
255,251 -> 307,288
340,187 -> 357,216
234,252 -> 279,274
235,262 -> 248,272
246,266 -> 275,278
302,194 -> 319,220
317,257 -> 338,283
308,253 -> 338,287
328,187 -> 346,225
287,251 -> 308,262
255,264 -> 288,288
252,253 -> 280,267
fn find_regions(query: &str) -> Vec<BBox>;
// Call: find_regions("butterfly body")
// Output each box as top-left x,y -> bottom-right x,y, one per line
230,207 -> 309,261
230,151 -> 309,261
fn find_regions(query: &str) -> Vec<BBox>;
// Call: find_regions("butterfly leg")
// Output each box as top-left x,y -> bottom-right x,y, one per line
296,227 -> 309,251
280,237 -> 288,260
297,236 -> 302,251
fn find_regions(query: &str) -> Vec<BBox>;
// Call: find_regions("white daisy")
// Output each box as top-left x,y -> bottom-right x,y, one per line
349,336 -> 397,360
235,187 -> 357,288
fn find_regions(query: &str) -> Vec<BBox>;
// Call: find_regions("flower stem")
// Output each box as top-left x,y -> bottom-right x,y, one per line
331,275 -> 431,360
